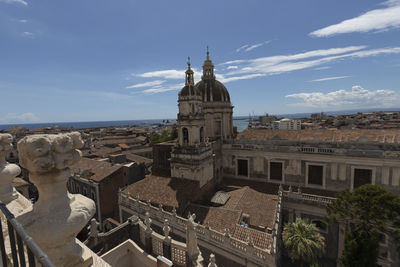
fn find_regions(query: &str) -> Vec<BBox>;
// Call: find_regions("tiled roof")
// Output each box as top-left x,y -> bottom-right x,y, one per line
184,204 -> 242,232
183,203 -> 271,249
124,153 -> 153,166
70,157 -> 121,182
121,175 -> 200,213
237,129 -> 400,143
222,186 -> 277,229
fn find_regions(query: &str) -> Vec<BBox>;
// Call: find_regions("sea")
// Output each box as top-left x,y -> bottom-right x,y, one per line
0,118 -> 250,132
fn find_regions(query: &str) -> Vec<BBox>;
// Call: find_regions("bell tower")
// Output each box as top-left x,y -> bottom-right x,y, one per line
202,46 -> 215,80
171,58 -> 214,187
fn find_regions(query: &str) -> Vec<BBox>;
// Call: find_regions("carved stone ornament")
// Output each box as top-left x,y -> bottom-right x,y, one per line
0,134 -> 20,203
17,132 -> 96,267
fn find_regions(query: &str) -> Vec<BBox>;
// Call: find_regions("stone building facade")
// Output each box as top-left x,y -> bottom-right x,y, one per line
68,157 -> 146,229
119,51 -> 400,267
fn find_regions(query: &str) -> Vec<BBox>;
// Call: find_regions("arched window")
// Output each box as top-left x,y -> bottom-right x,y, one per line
200,127 -> 204,143
182,128 -> 189,145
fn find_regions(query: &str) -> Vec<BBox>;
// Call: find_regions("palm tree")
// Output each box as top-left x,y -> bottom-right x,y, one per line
282,218 -> 325,267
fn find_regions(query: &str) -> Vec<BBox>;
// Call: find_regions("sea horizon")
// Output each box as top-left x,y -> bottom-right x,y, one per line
0,117 -> 250,132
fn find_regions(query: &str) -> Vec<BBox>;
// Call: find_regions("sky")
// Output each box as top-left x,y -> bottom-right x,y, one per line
1,0 -> 400,124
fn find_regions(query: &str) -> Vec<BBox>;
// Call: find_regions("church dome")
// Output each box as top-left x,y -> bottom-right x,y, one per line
195,48 -> 231,103
179,84 -> 201,98
195,79 -> 230,103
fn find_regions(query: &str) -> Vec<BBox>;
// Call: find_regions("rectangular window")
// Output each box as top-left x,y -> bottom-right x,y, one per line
237,159 -> 248,177
353,168 -> 372,189
270,162 -> 283,181
308,165 -> 323,186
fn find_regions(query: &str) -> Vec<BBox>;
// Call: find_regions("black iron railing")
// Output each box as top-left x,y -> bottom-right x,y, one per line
0,201 -> 55,267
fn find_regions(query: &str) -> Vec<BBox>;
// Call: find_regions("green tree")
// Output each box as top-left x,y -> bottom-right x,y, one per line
283,218 -> 325,267
326,184 -> 400,267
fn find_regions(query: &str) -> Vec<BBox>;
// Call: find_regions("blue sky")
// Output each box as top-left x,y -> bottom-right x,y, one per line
1,0 -> 400,124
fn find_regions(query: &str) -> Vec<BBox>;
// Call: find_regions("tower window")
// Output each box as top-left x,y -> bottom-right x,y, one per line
182,128 -> 189,145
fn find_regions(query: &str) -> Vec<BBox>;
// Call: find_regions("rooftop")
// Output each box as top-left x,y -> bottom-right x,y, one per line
70,157 -> 122,182
237,129 -> 400,143
121,175 -> 201,213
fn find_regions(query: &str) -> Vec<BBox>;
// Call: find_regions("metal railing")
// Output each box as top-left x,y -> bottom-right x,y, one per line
0,201 -> 55,267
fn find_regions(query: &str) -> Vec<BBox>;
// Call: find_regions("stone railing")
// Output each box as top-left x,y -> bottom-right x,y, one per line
282,189 -> 335,205
87,213 -> 199,267
172,143 -> 212,155
119,192 -> 275,266
269,189 -> 283,256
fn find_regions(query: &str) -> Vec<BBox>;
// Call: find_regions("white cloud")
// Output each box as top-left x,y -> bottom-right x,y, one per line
310,0 -> 400,37
18,19 -> 27,23
310,76 -> 350,82
314,66 -> 330,70
126,80 -> 165,89
136,68 -> 201,81
0,0 -> 27,6
142,83 -> 183,94
286,85 -> 400,108
221,46 -> 400,80
236,41 -> 272,53
137,69 -> 184,79
21,31 -> 34,38
219,73 -> 265,83
131,45 -> 400,91
245,43 -> 264,52
0,112 -> 39,124
236,45 -> 249,52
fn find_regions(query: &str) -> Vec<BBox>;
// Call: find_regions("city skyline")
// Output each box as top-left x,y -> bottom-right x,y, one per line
1,0 -> 400,124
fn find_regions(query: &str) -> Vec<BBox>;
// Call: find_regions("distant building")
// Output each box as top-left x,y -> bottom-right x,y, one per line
273,118 -> 301,130
68,157 -> 145,229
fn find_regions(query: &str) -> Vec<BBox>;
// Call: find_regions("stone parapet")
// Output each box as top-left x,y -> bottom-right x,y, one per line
282,190 -> 335,206
119,192 -> 276,266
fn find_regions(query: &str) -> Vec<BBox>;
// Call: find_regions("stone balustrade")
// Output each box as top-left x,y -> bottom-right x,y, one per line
87,213 -> 202,267
16,132 -> 96,266
119,192 -> 276,266
282,190 -> 335,205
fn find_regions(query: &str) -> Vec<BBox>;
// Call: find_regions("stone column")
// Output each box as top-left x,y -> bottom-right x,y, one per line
17,132 -> 96,267
162,219 -> 172,260
144,211 -> 153,254
0,134 -> 20,204
186,214 -> 202,267
89,218 -> 100,246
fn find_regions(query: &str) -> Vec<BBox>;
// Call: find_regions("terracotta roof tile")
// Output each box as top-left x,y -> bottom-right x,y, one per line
121,175 -> 200,213
70,158 -> 121,182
